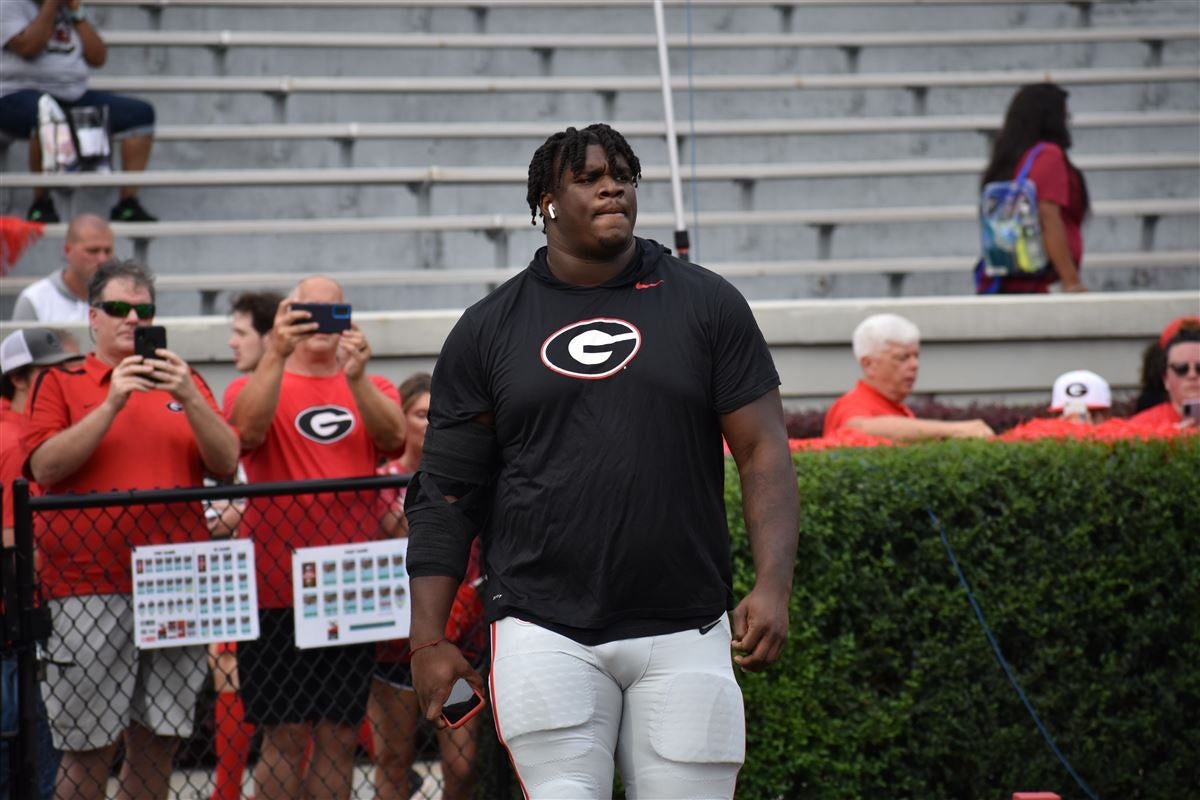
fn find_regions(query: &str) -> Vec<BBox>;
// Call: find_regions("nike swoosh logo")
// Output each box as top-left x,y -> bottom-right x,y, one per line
698,619 -> 721,635
634,280 -> 663,290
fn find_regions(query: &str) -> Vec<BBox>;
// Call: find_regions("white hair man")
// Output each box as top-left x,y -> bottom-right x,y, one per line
823,313 -> 993,441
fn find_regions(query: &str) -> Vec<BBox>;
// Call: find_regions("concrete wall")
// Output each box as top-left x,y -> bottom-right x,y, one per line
1,1 -> 1197,314
4,290 -> 1189,412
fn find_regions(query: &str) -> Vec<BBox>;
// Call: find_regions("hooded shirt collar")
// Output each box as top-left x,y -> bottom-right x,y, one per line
526,237 -> 669,290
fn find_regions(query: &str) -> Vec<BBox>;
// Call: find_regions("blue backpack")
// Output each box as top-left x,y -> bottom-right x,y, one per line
975,143 -> 1048,293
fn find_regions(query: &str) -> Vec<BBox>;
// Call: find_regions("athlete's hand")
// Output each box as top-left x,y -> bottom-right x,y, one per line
411,641 -> 484,730
730,583 -> 790,672
338,325 -> 371,381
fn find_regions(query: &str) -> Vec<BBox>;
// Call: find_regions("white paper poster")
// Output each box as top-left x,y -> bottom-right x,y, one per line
132,539 -> 259,649
292,539 -> 411,649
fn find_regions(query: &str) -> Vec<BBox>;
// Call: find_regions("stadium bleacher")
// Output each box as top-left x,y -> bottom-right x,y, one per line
1,0 -> 1197,315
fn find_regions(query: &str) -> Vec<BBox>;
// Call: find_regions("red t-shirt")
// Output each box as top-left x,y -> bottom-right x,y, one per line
1128,401 -> 1181,427
823,380 -> 915,437
1,399 -> 32,530
997,142 -> 1087,293
22,354 -> 220,599
225,371 -> 401,608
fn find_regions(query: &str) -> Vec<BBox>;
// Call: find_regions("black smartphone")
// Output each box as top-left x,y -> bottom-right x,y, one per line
291,302 -> 352,334
440,678 -> 485,729
134,325 -> 167,361
1184,400 -> 1200,420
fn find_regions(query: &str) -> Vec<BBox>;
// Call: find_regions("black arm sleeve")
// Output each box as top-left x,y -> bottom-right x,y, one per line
404,420 -> 499,580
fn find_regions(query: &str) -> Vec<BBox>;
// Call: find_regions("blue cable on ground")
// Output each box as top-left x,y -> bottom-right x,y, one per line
922,501 -> 1100,800
837,453 -> 1100,799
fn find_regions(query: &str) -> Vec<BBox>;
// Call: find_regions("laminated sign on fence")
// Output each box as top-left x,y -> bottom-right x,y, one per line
131,539 -> 260,649
292,539 -> 411,649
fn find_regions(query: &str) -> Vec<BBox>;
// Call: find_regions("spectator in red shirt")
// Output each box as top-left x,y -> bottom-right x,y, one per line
226,276 -> 405,800
823,313 -> 993,441
370,372 -> 485,800
1,326 -> 80,800
1130,329 -> 1200,430
978,83 -> 1089,294
1049,369 -> 1112,425
1135,316 -> 1200,413
23,259 -> 238,800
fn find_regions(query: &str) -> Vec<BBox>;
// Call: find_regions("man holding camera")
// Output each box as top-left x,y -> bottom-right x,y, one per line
227,275 -> 404,800
23,259 -> 238,800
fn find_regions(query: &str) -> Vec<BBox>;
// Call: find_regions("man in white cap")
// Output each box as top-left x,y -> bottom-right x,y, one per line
1049,369 -> 1112,425
1,326 -> 80,800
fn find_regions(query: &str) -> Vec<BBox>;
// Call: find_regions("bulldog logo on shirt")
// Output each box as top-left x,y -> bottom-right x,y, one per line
295,405 -> 356,444
540,318 -> 642,380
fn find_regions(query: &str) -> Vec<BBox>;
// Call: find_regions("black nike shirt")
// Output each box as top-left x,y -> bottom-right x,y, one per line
421,237 -> 780,643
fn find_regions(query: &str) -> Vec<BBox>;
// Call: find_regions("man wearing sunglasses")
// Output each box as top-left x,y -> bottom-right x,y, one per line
1130,329 -> 1200,430
22,259 -> 239,800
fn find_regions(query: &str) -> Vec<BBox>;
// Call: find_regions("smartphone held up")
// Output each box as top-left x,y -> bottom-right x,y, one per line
134,326 -> 167,383
292,302 -> 352,334
134,325 -> 167,361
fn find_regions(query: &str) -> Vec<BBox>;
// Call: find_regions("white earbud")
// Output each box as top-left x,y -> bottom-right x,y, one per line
547,203 -> 557,220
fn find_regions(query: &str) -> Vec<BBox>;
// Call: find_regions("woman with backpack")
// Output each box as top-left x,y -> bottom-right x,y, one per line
977,83 -> 1090,294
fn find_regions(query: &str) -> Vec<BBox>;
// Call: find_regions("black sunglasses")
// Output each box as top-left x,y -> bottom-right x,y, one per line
94,301 -> 156,320
1168,361 -> 1200,378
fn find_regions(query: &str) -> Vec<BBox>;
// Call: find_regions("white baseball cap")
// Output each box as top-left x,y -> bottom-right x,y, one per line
1049,369 -> 1112,411
0,328 -> 80,376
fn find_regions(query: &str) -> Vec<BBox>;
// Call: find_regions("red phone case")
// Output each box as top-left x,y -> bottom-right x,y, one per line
441,683 -> 486,729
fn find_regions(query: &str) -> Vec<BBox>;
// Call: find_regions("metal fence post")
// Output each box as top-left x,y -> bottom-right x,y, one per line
12,479 -> 40,800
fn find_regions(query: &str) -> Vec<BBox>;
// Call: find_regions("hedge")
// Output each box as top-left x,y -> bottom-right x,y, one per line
728,437 -> 1198,799
783,398 -> 1142,439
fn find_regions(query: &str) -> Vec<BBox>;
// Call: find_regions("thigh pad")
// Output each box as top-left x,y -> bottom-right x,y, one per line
649,670 -> 745,765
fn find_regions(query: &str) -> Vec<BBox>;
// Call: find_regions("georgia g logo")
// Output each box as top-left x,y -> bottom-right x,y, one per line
295,405 -> 356,444
540,318 -> 642,380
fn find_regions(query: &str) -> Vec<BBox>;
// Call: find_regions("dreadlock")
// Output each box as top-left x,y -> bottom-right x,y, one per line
525,123 -> 642,226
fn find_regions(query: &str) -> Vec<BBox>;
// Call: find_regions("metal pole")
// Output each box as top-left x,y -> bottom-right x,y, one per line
652,0 -> 691,261
12,480 -> 39,800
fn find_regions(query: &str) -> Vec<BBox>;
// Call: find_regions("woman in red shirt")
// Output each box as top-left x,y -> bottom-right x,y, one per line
978,83 -> 1090,294
369,373 -> 486,800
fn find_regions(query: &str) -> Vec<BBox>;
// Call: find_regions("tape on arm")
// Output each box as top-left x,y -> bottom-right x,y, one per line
405,420 -> 498,581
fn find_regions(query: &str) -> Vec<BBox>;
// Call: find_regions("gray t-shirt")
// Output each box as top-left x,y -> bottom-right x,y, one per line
11,270 -> 90,322
0,1 -> 89,101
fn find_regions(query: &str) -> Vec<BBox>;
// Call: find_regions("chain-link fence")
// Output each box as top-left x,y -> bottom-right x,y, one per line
2,476 -> 514,800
